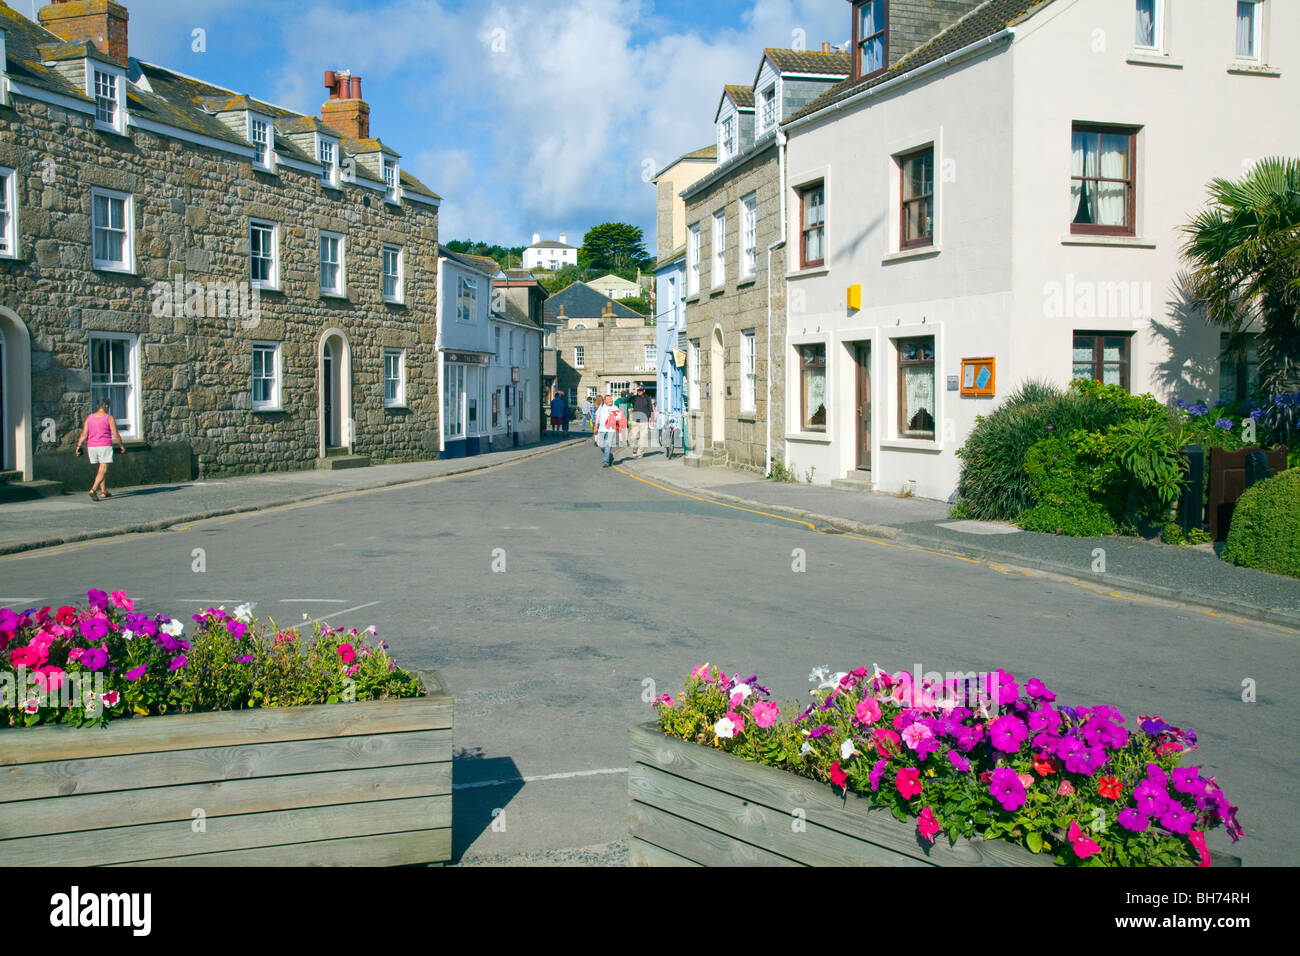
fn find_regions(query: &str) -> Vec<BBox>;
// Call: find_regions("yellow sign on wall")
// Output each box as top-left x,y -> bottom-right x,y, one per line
847,283 -> 862,311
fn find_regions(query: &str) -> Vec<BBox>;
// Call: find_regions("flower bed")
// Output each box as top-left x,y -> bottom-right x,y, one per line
643,665 -> 1242,867
1,593 -> 452,866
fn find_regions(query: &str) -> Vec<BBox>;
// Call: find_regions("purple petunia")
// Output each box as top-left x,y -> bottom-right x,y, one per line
1215,418 -> 1233,431
169,655 -> 188,671
989,716 -> 1029,753
989,767 -> 1026,811
868,758 -> 888,792
79,617 -> 109,641
808,724 -> 835,739
86,589 -> 111,610
226,620 -> 248,640
125,664 -> 147,682
1117,809 -> 1150,832
79,647 -> 109,671
1025,678 -> 1056,702
947,751 -> 971,773
1133,779 -> 1171,817
1159,805 -> 1196,834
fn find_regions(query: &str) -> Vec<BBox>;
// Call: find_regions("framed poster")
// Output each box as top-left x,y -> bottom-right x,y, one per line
960,357 -> 996,397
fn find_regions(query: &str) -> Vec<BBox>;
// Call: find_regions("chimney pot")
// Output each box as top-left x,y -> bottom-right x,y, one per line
320,70 -> 369,139
821,41 -> 830,53
532,232 -> 540,245
350,75 -> 362,99
559,232 -> 566,244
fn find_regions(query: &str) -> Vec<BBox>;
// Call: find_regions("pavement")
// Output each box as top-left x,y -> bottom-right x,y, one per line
0,434 -> 589,556
619,450 -> 1300,632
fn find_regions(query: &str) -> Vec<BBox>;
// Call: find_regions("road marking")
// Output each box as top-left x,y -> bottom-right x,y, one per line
288,600 -> 382,631
280,599 -> 350,603
452,767 -> 629,790
613,467 -> 822,533
0,597 -> 42,603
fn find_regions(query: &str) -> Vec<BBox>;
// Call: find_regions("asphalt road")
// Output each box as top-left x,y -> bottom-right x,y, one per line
1,443 -> 1294,866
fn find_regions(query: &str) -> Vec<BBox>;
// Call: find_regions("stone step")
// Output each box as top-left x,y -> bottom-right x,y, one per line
0,479 -> 65,503
831,474 -> 874,493
316,454 -> 371,470
0,470 -> 21,483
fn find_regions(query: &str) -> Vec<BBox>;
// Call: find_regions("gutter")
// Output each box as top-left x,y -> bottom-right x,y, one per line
782,28 -> 1016,135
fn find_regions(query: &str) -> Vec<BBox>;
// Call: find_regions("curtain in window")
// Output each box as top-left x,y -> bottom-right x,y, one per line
902,365 -> 934,436
1135,0 -> 1157,47
1098,135 -> 1129,226
1072,133 -> 1129,227
1070,133 -> 1092,224
1236,2 -> 1256,57
803,368 -> 826,428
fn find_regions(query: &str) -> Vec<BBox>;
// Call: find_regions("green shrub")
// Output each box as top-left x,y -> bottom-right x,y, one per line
1221,468 -> 1300,578
1110,416 -> 1186,522
1019,436 -> 1118,536
767,460 -> 796,483
955,379 -> 1168,521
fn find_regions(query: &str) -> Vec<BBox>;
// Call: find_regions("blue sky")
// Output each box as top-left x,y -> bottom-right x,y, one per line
73,0 -> 850,250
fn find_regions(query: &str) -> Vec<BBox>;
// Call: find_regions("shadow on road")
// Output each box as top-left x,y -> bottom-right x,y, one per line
451,747 -> 525,862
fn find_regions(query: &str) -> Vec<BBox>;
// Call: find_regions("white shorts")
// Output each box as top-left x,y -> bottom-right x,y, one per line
88,446 -> 113,464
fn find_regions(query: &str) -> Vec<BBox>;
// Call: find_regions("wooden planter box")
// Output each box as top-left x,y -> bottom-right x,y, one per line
629,725 -> 1238,867
0,671 -> 452,867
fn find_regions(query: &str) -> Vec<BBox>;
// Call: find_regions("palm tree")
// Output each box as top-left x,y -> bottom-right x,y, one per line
1181,157 -> 1300,396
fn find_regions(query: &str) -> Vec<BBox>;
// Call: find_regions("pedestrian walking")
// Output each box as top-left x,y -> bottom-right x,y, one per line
582,398 -> 594,428
630,385 -> 653,459
593,394 -> 622,467
549,390 -> 568,434
74,398 -> 126,501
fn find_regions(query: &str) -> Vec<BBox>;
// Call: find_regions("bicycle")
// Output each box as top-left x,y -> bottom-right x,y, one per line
661,415 -> 681,460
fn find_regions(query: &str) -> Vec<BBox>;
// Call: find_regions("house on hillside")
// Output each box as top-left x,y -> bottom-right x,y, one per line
522,232 -> 578,272
779,0 -> 1295,500
588,274 -> 641,300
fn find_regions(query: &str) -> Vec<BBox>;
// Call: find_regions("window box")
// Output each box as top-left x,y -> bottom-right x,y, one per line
249,220 -> 279,290
1,670 -> 453,867
251,342 -> 281,411
91,189 -> 133,273
1070,125 -> 1137,237
89,332 -> 139,439
896,336 -> 935,440
799,184 -> 825,269
319,231 -> 345,296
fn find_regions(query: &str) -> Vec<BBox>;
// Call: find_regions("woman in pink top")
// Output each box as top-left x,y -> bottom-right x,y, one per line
74,398 -> 126,501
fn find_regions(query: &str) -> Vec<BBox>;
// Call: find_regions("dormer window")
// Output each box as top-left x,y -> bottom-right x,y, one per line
90,66 -> 125,133
720,115 -> 736,160
383,158 -> 399,204
855,0 -> 887,79
760,85 -> 777,131
248,114 -> 274,171
318,135 -> 339,188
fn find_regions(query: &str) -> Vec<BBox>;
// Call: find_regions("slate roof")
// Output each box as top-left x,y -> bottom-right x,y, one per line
543,283 -> 642,322
0,3 -> 440,199
783,0 -> 1052,126
651,144 -> 716,182
759,48 -> 852,80
723,84 -> 755,109
530,239 -> 577,250
440,248 -> 499,277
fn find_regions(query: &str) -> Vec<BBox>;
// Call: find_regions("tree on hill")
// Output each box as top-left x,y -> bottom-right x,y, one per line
579,222 -> 652,274
443,239 -> 526,269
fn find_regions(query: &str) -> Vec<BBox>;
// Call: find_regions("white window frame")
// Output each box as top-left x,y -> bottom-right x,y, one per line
443,362 -> 466,439
248,113 -> 275,172
494,326 -> 502,364
457,275 -> 478,323
248,219 -> 279,289
91,188 -> 133,273
319,231 -> 345,296
509,330 -> 517,365
760,84 -> 777,133
740,330 -> 756,413
687,223 -> 701,295
0,167 -> 17,259
318,135 -> 339,188
574,345 -> 585,369
89,65 -> 125,134
688,338 -> 701,411
383,157 -> 400,204
88,332 -> 139,439
644,344 -> 657,370
741,192 -> 758,278
251,341 -> 281,411
1134,0 -> 1164,52
1235,1 -> 1263,61
383,348 -> 406,408
712,210 -> 725,288
720,115 -> 736,161
382,244 -> 404,303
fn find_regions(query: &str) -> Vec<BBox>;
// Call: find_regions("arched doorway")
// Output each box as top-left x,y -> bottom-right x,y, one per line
710,326 -> 725,446
0,306 -> 33,480
318,329 -> 352,457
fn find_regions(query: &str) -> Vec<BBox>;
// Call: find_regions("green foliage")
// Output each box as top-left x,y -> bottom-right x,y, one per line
1110,417 -> 1186,521
442,238 -> 524,269
1019,434 -> 1118,537
1162,523 -> 1214,546
579,222 -> 651,273
537,264 -> 585,294
1222,468 -> 1300,577
619,296 -> 651,315
767,460 -> 797,483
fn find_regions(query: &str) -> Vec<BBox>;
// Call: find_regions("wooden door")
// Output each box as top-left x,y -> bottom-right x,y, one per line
323,351 -> 336,447
855,344 -> 871,471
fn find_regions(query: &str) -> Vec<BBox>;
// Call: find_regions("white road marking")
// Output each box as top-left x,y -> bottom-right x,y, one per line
279,599 -> 350,603
288,600 -> 382,630
452,767 -> 629,790
0,598 -> 42,603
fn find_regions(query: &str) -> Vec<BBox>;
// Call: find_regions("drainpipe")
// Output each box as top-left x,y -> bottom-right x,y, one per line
766,128 -> 789,477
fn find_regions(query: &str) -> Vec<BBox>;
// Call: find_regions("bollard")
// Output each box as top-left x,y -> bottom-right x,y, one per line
1178,444 -> 1204,533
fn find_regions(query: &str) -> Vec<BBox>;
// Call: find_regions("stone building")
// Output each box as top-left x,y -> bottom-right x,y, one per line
682,48 -> 845,473
0,0 -> 442,486
548,283 -> 655,407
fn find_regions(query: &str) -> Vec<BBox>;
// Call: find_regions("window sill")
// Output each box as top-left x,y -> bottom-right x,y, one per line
384,403 -> 410,412
1227,62 -> 1280,77
94,124 -> 130,139
738,413 -> 758,422
709,285 -> 726,296
383,298 -> 406,307
737,277 -> 758,288
93,264 -> 136,275
879,438 -> 942,452
252,283 -> 282,294
1126,51 -> 1182,69
883,246 -> 940,264
320,291 -> 350,300
251,165 -> 278,176
786,431 -> 831,444
788,265 -> 829,279
1059,234 -> 1156,248
252,405 -> 285,414
686,293 -> 701,304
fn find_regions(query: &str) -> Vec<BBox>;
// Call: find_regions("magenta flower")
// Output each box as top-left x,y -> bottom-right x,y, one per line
226,620 -> 248,640
1068,821 -> 1101,859
918,807 -> 942,845
947,751 -> 971,773
895,767 -> 923,800
752,700 -> 780,728
1159,805 -> 1196,834
236,654 -> 255,663
10,644 -> 46,668
869,758 -> 888,792
80,617 -> 109,641
86,589 -> 111,610
1117,809 -> 1149,832
1025,678 -> 1056,701
989,767 -> 1026,811
79,647 -> 109,671
110,590 -> 134,611
901,722 -> 933,751
855,698 -> 881,725
169,655 -> 188,671
988,716 -> 1028,753
125,664 -> 147,681
338,643 -> 356,664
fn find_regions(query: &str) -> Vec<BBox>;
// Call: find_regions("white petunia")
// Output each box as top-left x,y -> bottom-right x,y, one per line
160,619 -> 184,637
799,742 -> 813,756
121,629 -> 135,642
808,666 -> 830,684
820,671 -> 847,690
840,739 -> 856,761
714,717 -> 737,739
234,602 -> 256,623
730,682 -> 751,702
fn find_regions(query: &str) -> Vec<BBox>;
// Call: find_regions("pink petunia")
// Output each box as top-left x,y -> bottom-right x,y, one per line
830,760 -> 848,788
752,700 -> 780,728
901,722 -> 934,751
917,807 -> 942,844
32,666 -> 65,693
1187,830 -> 1212,867
896,767 -> 923,800
1068,821 -> 1102,859
125,664 -> 147,682
725,710 -> 745,735
338,644 -> 356,664
9,643 -> 47,668
111,591 -> 134,612
855,698 -> 881,725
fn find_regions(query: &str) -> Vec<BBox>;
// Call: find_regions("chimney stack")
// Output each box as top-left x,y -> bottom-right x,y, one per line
821,41 -> 831,53
532,232 -> 541,245
39,0 -> 129,66
559,232 -> 567,245
320,69 -> 370,140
